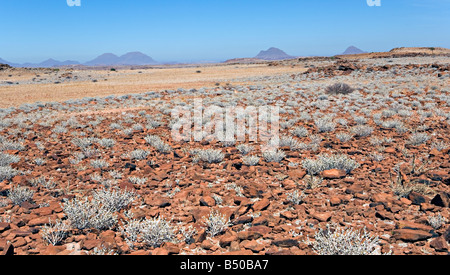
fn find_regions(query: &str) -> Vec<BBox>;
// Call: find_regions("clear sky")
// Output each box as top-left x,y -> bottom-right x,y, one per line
1,0 -> 449,63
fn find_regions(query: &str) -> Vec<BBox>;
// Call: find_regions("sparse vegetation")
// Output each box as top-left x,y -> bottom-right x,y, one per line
325,83 -> 355,95
0,52 -> 448,256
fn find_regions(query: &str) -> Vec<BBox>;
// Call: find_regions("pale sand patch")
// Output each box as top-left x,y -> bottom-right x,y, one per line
0,64 -> 307,108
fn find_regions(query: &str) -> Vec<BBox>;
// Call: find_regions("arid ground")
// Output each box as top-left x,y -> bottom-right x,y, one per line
0,47 -> 449,255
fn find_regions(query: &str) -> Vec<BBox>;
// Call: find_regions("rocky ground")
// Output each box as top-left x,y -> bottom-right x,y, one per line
0,55 -> 449,255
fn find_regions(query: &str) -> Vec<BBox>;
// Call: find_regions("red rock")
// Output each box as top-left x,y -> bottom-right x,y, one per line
272,238 -> 298,248
34,207 -> 53,216
237,230 -> 263,241
199,196 -> 216,207
321,169 -> 347,179
43,245 -> 66,255
420,203 -> 435,211
223,249 -> 253,255
431,192 -> 449,208
129,250 -> 151,255
396,221 -> 433,232
330,196 -> 341,206
281,179 -> 297,190
12,237 -> 27,248
430,237 -> 448,252
163,242 -> 180,254
152,247 -> 169,255
0,222 -> 10,233
151,171 -> 168,182
200,239 -> 215,250
82,239 -> 102,250
28,216 -> 50,227
190,207 -> 211,223
393,229 -> 433,242
371,193 -> 394,203
312,212 -> 331,222
252,198 -> 270,211
219,232 -> 238,248
243,240 -> 266,252
119,181 -> 135,191
429,149 -> 441,156
99,230 -> 116,246
399,197 -> 412,205
385,148 -> 396,154
235,215 -> 253,225
345,184 -> 364,194
248,225 -> 271,236
287,170 -> 306,180
408,191 -> 428,205
280,211 -> 297,220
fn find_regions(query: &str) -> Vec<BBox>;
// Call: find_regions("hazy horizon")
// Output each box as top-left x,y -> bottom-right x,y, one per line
1,0 -> 449,64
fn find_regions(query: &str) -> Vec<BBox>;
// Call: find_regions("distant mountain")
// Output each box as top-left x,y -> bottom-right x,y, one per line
342,46 -> 367,55
254,47 -> 295,60
0,57 -> 11,65
83,53 -> 120,66
84,52 -> 157,66
117,52 -> 157,65
0,58 -> 18,67
1,51 -> 158,68
38,59 -> 80,67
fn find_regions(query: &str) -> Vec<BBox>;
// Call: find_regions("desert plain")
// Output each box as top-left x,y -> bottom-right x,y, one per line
0,47 -> 449,255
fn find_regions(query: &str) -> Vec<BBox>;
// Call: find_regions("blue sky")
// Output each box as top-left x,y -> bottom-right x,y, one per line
1,0 -> 449,63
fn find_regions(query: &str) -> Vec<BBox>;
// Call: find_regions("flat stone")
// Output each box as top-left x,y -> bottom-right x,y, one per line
321,169 -> 347,179
272,238 -> 299,248
430,237 -> 448,252
252,198 -> 270,211
393,229 -> 433,242
312,212 -> 332,222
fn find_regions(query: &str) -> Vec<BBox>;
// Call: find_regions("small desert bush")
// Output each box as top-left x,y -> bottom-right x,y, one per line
62,197 -> 118,230
139,217 -> 177,248
120,215 -> 178,248
336,132 -> 353,143
427,214 -> 448,230
290,126 -> 309,138
286,190 -> 305,205
325,83 -> 355,95
40,219 -> 70,246
302,154 -> 360,175
144,135 -> 172,154
279,136 -> 301,150
194,149 -> 225,164
7,185 -> 34,205
0,153 -> 20,167
98,138 -> 116,148
92,187 -> 138,212
408,132 -> 430,146
262,149 -> 286,163
90,159 -> 110,169
314,117 -> 336,133
242,155 -> 260,166
311,224 -> 386,255
236,144 -> 254,155
129,149 -> 150,160
203,209 -> 231,237
0,141 -> 25,151
0,166 -> 20,182
350,125 -> 374,137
